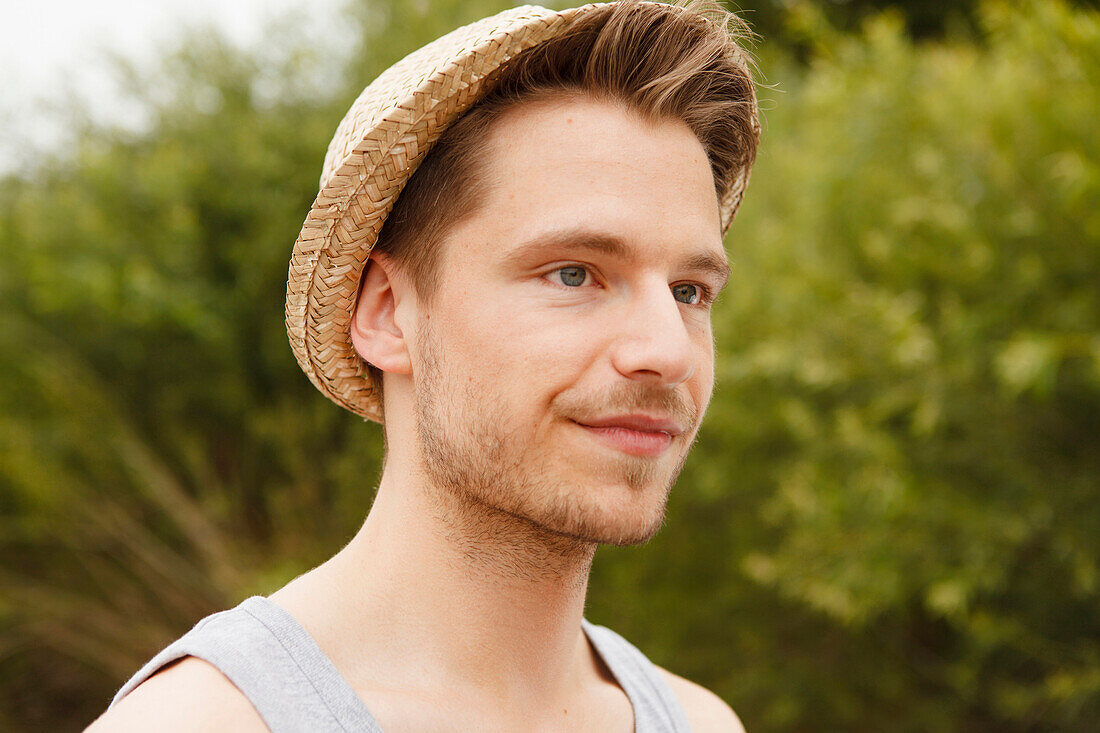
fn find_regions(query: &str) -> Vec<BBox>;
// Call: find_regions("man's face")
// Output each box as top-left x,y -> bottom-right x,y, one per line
411,94 -> 728,547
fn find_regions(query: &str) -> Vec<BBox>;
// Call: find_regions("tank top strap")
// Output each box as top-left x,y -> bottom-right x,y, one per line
110,596 -> 383,733
580,618 -> 693,733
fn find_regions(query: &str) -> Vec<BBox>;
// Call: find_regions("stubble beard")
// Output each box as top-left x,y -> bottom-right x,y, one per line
412,320 -> 699,583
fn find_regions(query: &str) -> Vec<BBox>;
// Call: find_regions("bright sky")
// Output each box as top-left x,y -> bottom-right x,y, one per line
0,0 -> 347,174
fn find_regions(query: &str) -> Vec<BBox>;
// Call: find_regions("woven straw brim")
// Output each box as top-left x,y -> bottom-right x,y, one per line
285,2 -> 758,424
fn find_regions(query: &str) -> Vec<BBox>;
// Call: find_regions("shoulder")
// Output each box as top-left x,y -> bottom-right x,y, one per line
84,656 -> 268,733
655,665 -> 746,733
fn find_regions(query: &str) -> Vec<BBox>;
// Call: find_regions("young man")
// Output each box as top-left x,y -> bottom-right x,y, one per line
89,0 -> 759,730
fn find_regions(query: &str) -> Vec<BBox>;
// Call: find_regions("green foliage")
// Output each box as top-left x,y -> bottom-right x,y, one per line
0,7 -> 394,728
1,0 -> 1097,730
593,1 -> 1100,730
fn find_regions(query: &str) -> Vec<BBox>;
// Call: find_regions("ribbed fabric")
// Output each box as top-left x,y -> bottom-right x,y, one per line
110,597 -> 384,732
581,618 -> 694,732
111,596 -> 692,732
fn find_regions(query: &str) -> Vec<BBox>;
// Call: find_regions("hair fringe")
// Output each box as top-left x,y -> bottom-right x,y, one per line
363,0 -> 762,401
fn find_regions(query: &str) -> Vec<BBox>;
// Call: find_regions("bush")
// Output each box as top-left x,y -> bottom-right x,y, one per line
592,1 -> 1099,730
1,1 -> 1097,730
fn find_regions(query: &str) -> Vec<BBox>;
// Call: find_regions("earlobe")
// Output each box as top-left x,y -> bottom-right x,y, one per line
350,253 -> 412,375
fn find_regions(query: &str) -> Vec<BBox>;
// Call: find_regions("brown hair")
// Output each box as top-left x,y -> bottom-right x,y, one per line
364,0 -> 760,403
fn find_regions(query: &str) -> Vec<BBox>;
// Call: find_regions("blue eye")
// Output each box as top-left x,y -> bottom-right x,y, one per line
672,283 -> 701,304
557,266 -> 587,287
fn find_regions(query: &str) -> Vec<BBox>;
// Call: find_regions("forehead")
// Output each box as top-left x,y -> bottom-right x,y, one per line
442,95 -> 725,269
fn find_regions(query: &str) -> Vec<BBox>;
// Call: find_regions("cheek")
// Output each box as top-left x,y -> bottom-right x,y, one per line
691,328 -> 717,404
450,288 -> 605,365
435,301 -> 558,388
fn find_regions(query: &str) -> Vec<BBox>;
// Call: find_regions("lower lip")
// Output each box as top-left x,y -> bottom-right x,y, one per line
576,423 -> 674,457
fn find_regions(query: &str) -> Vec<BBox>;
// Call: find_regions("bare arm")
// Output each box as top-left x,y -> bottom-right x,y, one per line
657,666 -> 747,733
84,657 -> 269,733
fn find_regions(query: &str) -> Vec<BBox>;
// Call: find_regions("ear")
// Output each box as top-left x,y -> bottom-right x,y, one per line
350,252 -> 413,376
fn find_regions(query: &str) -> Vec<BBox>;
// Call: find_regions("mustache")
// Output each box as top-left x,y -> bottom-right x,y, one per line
554,384 -> 699,432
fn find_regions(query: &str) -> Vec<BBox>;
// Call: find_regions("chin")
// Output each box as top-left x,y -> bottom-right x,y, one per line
525,477 -> 673,547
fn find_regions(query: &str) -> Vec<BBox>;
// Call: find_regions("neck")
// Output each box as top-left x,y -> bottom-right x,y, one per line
270,449 -> 600,707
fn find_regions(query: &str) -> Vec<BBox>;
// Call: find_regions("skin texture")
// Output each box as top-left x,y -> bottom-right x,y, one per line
87,95 -> 745,732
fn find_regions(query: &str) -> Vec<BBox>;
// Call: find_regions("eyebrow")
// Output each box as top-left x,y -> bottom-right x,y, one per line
502,227 -> 732,291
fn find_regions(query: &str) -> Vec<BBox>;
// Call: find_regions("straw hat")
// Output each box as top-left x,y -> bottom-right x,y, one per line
285,1 -> 756,424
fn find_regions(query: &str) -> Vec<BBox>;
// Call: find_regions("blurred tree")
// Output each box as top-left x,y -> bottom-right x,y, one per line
0,7 -> 393,729
590,1 -> 1100,730
1,0 -> 1098,731
726,0 -> 1099,45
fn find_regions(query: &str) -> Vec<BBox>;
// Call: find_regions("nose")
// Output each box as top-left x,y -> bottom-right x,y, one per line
608,280 -> 697,388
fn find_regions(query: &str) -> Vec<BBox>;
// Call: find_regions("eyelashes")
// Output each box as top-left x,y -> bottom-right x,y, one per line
543,265 -> 715,306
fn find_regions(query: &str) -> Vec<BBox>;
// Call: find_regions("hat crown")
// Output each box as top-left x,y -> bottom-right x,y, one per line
319,5 -> 564,192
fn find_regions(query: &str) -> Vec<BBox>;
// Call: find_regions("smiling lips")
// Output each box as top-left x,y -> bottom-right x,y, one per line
572,414 -> 685,457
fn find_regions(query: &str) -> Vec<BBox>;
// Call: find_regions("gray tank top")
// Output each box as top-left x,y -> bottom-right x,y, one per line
110,596 -> 693,732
